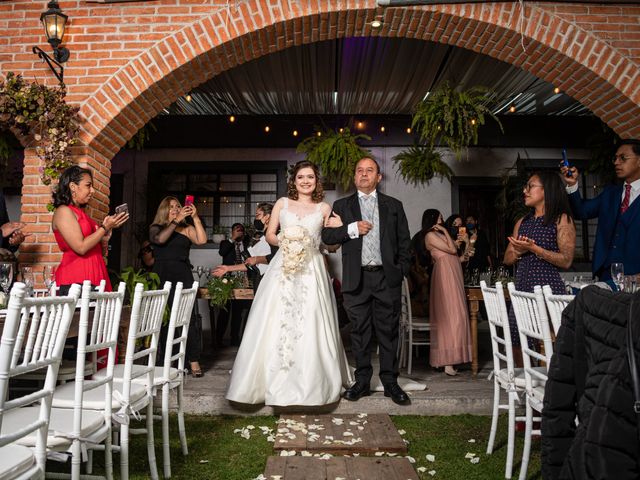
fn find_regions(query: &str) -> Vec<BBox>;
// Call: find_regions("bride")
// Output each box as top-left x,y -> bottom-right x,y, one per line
226,161 -> 353,406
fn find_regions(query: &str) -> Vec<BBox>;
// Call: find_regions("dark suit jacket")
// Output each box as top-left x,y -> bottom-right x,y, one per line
321,191 -> 411,293
218,237 -> 251,266
0,192 -> 18,253
569,185 -> 640,276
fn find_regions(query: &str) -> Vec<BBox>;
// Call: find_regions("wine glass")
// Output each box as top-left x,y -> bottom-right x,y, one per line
21,266 -> 34,296
0,262 -> 14,296
610,263 -> 625,291
43,265 -> 56,290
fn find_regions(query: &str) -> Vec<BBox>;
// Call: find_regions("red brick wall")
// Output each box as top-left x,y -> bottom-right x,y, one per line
2,0 -> 640,265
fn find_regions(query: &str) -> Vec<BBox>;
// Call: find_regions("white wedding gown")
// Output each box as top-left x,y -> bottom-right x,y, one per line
226,199 -> 353,406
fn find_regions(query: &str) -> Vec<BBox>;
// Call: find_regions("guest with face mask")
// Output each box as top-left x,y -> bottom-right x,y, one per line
464,214 -> 493,271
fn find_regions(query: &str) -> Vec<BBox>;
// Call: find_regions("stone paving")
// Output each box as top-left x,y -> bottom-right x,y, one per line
179,321 -> 494,417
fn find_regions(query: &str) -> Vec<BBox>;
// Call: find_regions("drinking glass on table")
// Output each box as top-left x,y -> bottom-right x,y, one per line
21,266 -> 34,296
0,262 -> 13,298
610,263 -> 625,291
43,265 -> 56,290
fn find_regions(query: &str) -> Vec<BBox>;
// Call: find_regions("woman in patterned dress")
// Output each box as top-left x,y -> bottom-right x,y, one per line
503,171 -> 576,360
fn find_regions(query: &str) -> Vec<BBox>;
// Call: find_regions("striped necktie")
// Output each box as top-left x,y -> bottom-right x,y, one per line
620,183 -> 632,214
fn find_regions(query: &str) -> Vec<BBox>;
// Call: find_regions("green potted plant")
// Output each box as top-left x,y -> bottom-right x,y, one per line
411,81 -> 502,159
296,127 -> 371,190
211,225 -> 227,244
393,145 -> 454,185
206,274 -> 243,310
113,266 -> 162,361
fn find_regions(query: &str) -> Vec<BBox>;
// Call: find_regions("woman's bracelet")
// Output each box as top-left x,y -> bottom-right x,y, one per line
99,225 -> 110,234
170,220 -> 178,226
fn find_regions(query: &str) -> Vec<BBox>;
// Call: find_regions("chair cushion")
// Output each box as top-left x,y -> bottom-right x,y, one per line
1,406 -> 105,450
51,380 -> 147,410
497,366 -> 547,388
19,359 -> 95,382
0,444 -> 36,479
93,364 -> 180,387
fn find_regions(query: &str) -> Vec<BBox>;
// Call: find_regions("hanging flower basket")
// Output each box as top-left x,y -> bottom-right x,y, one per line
0,72 -> 80,209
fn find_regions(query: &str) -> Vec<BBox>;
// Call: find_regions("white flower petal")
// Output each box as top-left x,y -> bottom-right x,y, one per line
426,454 -> 436,462
428,470 -> 437,476
375,451 -> 385,457
397,429 -> 406,435
468,438 -> 476,443
417,467 -> 427,473
465,452 -> 476,459
470,457 -> 480,464
406,455 -> 415,463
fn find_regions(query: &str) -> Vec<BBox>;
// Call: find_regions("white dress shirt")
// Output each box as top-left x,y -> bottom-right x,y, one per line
566,177 -> 640,206
347,190 -> 378,239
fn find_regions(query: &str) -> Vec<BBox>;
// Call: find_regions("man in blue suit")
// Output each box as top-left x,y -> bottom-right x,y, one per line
562,139 -> 640,283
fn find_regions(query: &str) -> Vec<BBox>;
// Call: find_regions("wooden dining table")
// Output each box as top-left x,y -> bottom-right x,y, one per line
465,286 -> 483,377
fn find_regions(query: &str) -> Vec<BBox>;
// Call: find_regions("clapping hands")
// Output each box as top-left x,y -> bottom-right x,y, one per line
507,234 -> 536,255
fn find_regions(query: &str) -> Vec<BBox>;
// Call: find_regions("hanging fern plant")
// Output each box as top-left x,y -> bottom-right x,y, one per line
296,127 -> 371,190
411,81 -> 502,159
393,145 -> 453,186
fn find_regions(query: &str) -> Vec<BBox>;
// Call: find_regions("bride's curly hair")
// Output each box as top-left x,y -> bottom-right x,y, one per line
287,160 -> 324,202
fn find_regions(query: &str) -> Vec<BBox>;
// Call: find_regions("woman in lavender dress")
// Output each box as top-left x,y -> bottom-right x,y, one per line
503,171 -> 576,357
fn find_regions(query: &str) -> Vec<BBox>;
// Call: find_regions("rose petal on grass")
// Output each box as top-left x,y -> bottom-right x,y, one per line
406,455 -> 416,463
468,438 -> 476,443
470,457 -> 480,464
198,460 -> 209,464
428,470 -> 437,476
465,452 -> 477,459
397,429 -> 406,435
426,454 -> 435,462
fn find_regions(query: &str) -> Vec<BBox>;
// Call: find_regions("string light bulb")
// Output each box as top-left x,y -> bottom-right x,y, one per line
264,125 -> 270,132
406,127 -> 411,134
380,126 -> 385,133
554,86 -> 561,94
185,94 -> 192,102
471,119 -> 476,125
371,19 -> 382,28
293,130 -> 298,137
357,121 -> 364,129
339,128 -> 344,133
509,105 -> 516,113
316,131 -> 322,137
229,115 -> 235,123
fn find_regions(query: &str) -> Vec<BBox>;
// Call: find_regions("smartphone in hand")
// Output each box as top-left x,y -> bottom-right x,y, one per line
459,226 -> 467,236
115,203 -> 129,215
562,148 -> 572,177
184,195 -> 194,207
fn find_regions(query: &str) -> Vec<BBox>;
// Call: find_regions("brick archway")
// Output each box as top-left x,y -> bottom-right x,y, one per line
7,0 -> 640,263
81,1 -> 640,163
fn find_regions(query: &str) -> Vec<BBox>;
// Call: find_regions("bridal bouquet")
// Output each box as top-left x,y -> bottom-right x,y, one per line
279,225 -> 312,276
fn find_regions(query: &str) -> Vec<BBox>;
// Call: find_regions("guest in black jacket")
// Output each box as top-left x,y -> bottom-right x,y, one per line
215,223 -> 251,347
542,287 -> 640,479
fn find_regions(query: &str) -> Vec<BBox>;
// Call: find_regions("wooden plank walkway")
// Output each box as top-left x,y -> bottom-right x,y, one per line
263,456 -> 419,480
273,414 -> 407,455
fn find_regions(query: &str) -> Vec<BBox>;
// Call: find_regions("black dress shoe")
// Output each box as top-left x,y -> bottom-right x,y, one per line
343,382 -> 371,401
384,383 -> 410,405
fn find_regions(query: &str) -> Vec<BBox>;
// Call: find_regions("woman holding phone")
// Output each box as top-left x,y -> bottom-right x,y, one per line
150,196 -> 207,376
52,165 -> 129,293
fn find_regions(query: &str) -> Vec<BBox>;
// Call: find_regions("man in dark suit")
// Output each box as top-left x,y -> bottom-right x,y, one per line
215,223 -> 251,346
562,139 -> 640,283
0,191 -> 27,252
322,157 -> 412,405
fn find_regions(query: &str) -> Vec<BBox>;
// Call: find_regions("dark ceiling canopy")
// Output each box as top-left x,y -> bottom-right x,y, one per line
378,0 -> 640,4
168,37 -> 588,117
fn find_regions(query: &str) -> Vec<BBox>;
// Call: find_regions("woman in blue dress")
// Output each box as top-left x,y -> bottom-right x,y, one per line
503,171 -> 576,360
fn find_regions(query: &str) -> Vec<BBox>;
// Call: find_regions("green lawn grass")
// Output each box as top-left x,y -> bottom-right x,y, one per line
47,414 -> 540,479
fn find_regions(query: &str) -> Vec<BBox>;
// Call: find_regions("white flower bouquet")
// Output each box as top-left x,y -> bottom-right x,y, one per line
279,225 -> 312,276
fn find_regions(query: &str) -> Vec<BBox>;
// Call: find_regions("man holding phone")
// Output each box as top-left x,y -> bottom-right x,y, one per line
561,139 -> 640,283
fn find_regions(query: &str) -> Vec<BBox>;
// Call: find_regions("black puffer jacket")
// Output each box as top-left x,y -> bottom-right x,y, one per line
541,286 -> 640,479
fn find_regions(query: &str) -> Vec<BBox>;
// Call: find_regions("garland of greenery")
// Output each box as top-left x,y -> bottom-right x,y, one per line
411,81 -> 502,159
0,72 -> 80,189
296,127 -> 371,190
393,145 -> 453,185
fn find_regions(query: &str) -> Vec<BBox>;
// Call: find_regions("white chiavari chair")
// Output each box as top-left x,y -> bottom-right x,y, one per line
0,283 -> 80,480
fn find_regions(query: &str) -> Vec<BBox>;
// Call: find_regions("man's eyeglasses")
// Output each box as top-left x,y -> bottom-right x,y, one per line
612,154 -> 638,164
524,183 -> 543,191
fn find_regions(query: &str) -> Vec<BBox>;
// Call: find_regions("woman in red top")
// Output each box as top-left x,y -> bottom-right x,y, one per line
52,166 -> 128,292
